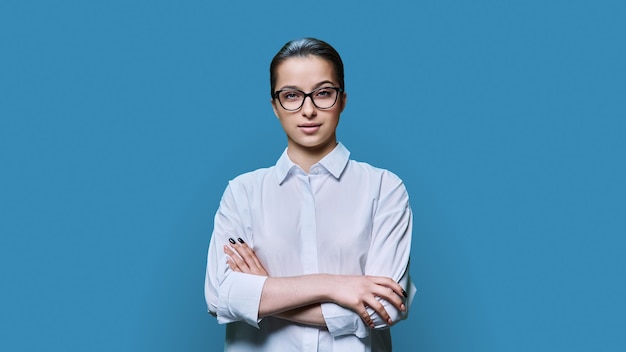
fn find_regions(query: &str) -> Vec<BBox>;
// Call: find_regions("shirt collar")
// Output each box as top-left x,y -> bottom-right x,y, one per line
275,142 -> 350,184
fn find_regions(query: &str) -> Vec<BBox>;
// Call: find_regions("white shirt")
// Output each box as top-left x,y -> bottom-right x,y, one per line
205,143 -> 416,352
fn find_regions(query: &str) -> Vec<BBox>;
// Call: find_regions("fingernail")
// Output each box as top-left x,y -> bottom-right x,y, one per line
228,238 -> 236,244
237,237 -> 245,244
401,303 -> 406,311
402,289 -> 407,298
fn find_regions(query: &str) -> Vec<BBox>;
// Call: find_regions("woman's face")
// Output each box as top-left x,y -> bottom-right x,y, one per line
271,55 -> 346,158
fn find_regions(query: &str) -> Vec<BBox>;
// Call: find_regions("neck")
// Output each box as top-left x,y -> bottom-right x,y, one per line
287,142 -> 337,173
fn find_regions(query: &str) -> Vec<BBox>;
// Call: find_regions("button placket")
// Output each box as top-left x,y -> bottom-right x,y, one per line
298,174 -> 318,274
297,173 -> 320,350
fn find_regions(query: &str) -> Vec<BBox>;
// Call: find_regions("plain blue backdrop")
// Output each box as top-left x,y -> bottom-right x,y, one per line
1,0 -> 625,351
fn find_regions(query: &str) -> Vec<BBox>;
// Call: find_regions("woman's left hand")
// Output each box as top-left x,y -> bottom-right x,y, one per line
224,237 -> 269,276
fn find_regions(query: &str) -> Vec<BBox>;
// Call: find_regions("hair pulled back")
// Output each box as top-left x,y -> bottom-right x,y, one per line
270,38 -> 344,98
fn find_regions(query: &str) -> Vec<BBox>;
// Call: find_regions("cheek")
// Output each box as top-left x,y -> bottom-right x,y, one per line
278,116 -> 296,132
328,112 -> 341,126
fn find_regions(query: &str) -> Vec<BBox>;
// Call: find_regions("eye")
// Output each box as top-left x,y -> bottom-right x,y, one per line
281,90 -> 302,101
314,88 -> 334,98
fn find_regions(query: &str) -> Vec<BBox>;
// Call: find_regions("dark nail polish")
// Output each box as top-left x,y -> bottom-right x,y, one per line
402,289 -> 408,298
228,238 -> 236,244
237,238 -> 245,244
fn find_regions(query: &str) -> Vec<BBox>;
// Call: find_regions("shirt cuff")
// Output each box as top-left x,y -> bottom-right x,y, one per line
216,272 -> 267,328
321,302 -> 369,338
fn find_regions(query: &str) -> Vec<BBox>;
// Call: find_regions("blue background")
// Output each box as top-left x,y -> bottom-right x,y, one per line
1,0 -> 625,351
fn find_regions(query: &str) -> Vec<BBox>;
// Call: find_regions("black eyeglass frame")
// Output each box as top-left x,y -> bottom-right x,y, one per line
272,87 -> 344,111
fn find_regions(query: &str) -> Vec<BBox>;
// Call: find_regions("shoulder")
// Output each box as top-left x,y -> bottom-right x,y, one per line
226,166 -> 277,193
230,166 -> 274,183
346,159 -> 410,201
347,159 -> 405,185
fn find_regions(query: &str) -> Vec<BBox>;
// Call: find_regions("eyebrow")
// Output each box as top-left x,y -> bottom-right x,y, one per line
277,80 -> 337,91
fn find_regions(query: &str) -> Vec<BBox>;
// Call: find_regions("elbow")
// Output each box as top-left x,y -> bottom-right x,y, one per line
205,281 -> 219,318
207,302 -> 218,318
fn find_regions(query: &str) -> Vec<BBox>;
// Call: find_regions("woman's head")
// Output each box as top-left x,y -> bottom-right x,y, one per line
270,38 -> 344,98
269,39 -> 347,163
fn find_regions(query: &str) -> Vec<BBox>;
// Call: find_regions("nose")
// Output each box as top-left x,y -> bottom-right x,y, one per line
301,96 -> 317,118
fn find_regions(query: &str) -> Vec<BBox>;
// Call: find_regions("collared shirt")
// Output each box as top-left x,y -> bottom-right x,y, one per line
205,143 -> 415,352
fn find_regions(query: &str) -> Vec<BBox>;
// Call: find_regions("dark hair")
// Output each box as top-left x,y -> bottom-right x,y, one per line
270,38 -> 344,98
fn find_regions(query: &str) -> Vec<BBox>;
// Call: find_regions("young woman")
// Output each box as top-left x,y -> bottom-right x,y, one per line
205,38 -> 415,351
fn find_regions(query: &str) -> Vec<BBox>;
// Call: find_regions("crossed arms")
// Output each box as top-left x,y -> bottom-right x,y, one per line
205,173 -> 414,337
224,239 -> 408,329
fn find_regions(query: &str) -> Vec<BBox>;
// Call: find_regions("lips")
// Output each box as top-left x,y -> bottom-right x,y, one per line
298,123 -> 321,134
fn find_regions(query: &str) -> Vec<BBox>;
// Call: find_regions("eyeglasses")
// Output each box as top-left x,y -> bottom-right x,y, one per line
273,86 -> 344,111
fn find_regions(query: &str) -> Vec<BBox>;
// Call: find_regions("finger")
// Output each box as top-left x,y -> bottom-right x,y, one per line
225,257 -> 241,272
230,242 -> 254,265
242,246 -> 265,270
223,246 -> 240,271
365,297 -> 392,325
226,240 -> 268,276
372,285 -> 405,312
369,276 -> 407,301
233,242 -> 263,269
359,306 -> 374,328
224,244 -> 249,270
237,241 -> 265,269
223,244 -> 237,259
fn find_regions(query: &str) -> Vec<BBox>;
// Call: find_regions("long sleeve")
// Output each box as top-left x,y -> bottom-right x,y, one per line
204,183 -> 268,327
321,169 -> 415,337
365,170 -> 415,327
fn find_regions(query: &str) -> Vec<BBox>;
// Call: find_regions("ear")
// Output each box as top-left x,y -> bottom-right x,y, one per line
271,98 -> 280,119
339,92 -> 348,113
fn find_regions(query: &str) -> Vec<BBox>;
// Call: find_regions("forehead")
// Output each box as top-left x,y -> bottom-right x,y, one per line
274,56 -> 337,89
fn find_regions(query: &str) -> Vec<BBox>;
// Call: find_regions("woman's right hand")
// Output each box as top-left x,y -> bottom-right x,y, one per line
224,237 -> 268,277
